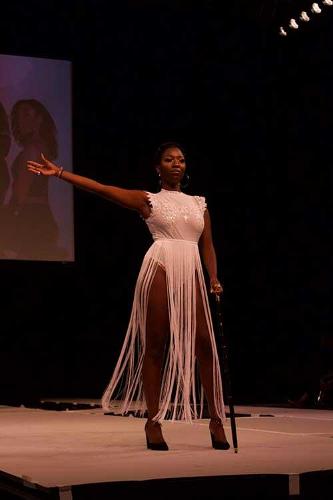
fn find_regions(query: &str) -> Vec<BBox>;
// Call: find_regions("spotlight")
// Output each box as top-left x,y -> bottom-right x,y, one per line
300,11 -> 310,21
279,26 -> 288,36
311,3 -> 322,13
289,18 -> 299,29
323,0 -> 333,5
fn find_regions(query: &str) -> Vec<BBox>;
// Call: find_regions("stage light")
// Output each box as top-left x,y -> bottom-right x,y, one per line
289,18 -> 299,29
300,11 -> 310,21
311,3 -> 322,13
278,1 -> 332,36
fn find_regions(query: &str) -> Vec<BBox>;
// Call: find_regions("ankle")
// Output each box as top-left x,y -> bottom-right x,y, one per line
145,419 -> 161,429
210,417 -> 222,424
146,417 -> 160,423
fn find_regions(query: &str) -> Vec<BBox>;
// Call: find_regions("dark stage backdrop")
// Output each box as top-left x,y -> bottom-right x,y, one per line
0,1 -> 331,406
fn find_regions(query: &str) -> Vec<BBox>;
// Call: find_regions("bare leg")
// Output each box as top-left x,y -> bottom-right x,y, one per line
142,265 -> 169,446
195,280 -> 228,445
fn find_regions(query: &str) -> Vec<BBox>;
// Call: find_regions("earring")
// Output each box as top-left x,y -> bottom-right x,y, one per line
181,173 -> 190,189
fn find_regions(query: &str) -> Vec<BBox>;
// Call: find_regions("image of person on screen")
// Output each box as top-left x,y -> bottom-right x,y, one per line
26,142 -> 230,452
0,100 -> 11,204
0,99 -> 65,260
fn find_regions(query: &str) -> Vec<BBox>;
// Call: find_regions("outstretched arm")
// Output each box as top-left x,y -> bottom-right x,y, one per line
27,154 -> 151,216
198,209 -> 223,295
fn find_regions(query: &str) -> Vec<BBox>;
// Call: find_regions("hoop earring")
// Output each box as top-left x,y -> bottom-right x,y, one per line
181,173 -> 190,189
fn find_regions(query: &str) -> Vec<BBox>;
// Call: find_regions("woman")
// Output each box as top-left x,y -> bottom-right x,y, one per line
27,142 -> 230,451
1,99 -> 63,260
0,100 -> 11,205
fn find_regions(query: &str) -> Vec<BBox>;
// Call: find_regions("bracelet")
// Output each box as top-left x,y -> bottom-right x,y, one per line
57,167 -> 64,178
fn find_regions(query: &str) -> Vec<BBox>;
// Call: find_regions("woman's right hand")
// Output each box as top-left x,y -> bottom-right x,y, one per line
27,153 -> 62,177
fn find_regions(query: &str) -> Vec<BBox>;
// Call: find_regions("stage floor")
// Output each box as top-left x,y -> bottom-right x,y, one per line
0,402 -> 332,498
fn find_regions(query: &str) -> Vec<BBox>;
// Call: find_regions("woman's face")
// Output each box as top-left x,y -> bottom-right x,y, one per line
157,147 -> 186,187
16,103 -> 40,137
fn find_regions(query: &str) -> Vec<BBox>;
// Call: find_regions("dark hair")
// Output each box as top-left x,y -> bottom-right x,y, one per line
153,141 -> 185,166
11,99 -> 58,159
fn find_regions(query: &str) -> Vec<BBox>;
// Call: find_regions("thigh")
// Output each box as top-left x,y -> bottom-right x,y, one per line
146,265 -> 170,352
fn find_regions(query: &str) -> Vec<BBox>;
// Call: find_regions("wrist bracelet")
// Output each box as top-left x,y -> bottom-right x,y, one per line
57,167 -> 64,178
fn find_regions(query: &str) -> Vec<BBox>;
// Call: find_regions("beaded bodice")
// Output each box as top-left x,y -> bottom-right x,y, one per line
144,189 -> 206,242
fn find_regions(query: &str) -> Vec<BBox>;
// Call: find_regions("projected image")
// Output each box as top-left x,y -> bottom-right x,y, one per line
0,54 -> 74,261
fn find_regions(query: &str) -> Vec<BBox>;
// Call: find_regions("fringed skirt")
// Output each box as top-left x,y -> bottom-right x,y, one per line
101,238 -> 225,422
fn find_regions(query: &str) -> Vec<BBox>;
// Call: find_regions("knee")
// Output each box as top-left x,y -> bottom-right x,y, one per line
195,336 -> 213,360
145,339 -> 166,362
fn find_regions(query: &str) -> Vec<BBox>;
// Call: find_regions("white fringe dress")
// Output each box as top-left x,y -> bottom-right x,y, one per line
101,188 -> 225,422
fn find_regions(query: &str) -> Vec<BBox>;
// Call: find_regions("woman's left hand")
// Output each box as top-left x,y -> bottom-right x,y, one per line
210,278 -> 223,296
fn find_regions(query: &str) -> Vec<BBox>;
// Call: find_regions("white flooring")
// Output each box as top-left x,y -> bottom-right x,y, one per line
0,403 -> 332,493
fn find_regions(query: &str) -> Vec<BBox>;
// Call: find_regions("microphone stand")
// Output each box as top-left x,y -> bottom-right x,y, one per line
214,293 -> 238,453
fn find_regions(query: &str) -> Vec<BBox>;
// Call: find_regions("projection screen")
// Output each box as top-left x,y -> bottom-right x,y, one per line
0,53 -> 74,262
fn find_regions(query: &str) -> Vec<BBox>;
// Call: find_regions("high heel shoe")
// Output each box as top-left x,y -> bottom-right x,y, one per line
209,418 -> 230,450
145,419 -> 169,451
